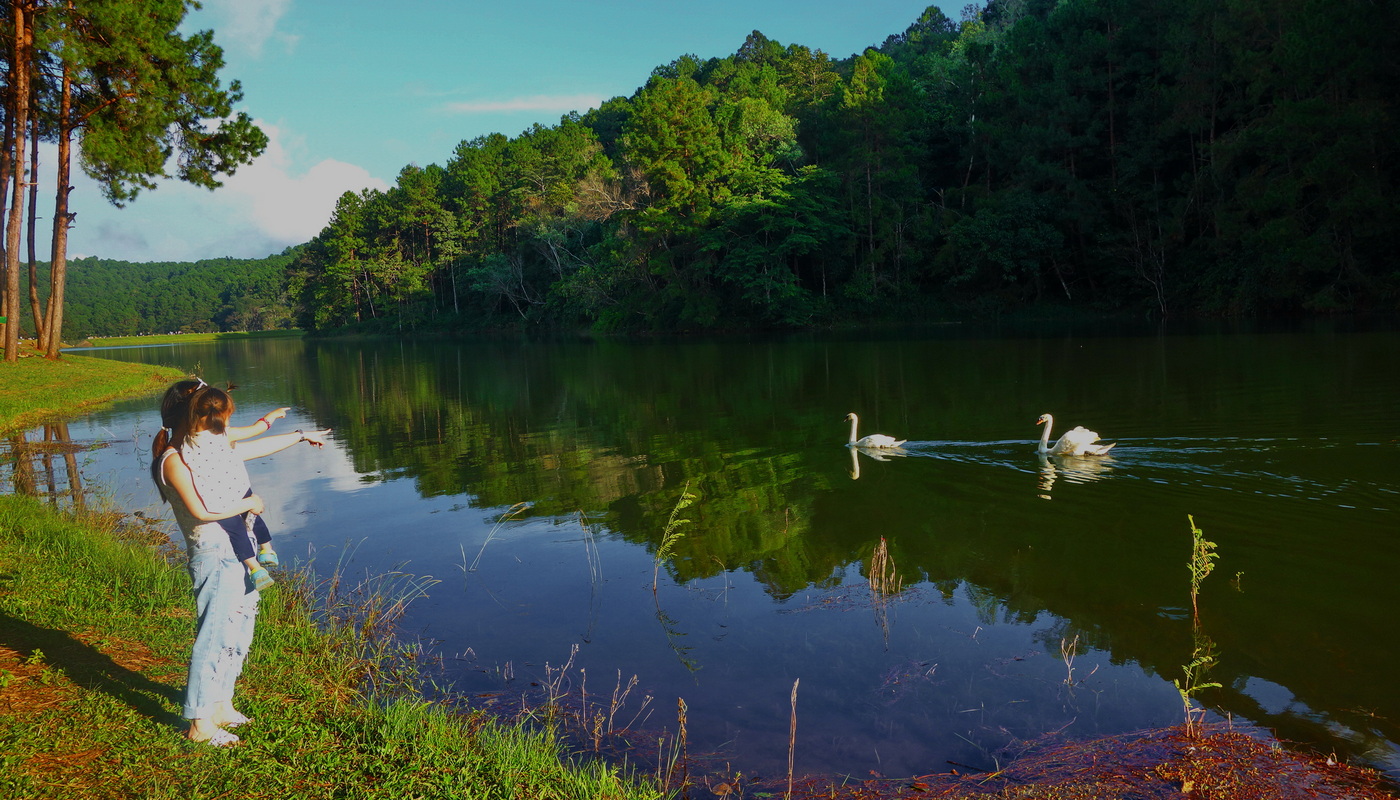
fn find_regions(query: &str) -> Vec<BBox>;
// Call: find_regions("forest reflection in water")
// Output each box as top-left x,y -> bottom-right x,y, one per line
60,320 -> 1400,781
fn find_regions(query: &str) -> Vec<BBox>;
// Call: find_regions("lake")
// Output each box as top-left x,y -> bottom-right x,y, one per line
14,318 -> 1400,784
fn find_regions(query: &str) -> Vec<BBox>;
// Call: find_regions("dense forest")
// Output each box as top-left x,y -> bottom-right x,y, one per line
32,252 -> 297,339
287,0 -> 1398,333
49,0 -> 1400,337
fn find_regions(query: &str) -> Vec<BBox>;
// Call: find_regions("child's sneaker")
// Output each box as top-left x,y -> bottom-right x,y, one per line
250,567 -> 275,591
256,549 -> 279,568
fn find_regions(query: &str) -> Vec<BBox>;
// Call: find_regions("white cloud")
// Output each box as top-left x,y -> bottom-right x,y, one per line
222,120 -> 390,243
441,93 -> 606,114
200,0 -> 298,58
55,121 -> 389,262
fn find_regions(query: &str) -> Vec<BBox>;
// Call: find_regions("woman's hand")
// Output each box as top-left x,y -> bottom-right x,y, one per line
236,427 -> 330,460
301,428 -> 332,448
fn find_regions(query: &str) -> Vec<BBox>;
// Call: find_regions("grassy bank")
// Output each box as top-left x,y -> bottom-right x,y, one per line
80,330 -> 304,348
0,354 -> 185,435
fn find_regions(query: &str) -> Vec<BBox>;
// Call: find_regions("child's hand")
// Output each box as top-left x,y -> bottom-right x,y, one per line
263,407 -> 290,423
247,494 -> 266,515
302,429 -> 332,448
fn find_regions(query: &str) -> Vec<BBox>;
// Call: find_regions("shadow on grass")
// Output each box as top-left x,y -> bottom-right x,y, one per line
0,611 -> 183,728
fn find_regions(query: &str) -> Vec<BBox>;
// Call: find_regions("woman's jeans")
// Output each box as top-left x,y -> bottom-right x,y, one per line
183,539 -> 260,719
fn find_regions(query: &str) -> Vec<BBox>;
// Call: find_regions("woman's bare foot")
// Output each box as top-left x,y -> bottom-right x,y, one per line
187,718 -> 240,746
210,700 -> 251,728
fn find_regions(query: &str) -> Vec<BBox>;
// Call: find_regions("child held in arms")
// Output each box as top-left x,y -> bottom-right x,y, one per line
171,379 -> 324,589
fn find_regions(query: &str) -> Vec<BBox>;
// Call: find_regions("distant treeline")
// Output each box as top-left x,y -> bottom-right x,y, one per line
33,253 -> 297,340
64,0 -> 1400,337
284,0 -> 1397,333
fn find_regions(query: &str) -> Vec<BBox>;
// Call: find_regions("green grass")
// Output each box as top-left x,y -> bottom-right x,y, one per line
0,496 -> 662,799
81,330 -> 304,348
0,353 -> 185,434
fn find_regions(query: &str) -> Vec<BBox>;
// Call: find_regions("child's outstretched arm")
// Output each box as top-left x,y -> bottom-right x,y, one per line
229,407 -> 291,442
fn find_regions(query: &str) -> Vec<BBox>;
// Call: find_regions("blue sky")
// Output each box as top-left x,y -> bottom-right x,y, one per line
59,0 -> 959,263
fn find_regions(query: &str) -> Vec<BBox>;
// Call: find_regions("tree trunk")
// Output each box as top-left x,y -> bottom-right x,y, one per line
28,113 -> 45,350
3,4 -> 34,361
44,61 -> 74,359
1105,18 -> 1118,189
0,115 -> 11,336
4,0 -> 33,362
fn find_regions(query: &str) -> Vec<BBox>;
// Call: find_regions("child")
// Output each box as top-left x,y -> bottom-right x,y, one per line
167,380 -> 290,590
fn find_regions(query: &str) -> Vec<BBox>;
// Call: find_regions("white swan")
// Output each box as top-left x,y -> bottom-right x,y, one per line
1036,413 -> 1116,456
846,413 -> 906,449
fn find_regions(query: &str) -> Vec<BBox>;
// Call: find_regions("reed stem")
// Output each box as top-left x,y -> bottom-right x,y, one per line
787,678 -> 800,799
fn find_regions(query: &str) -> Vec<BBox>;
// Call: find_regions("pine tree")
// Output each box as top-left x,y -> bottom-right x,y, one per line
0,0 -> 266,360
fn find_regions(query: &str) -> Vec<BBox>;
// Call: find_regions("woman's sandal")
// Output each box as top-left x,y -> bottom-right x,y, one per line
250,567 -> 275,591
256,550 -> 280,567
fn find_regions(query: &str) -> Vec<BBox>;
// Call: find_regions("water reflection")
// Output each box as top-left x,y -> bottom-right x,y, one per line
847,444 -> 910,479
1035,452 -> 1118,499
61,326 -> 1400,782
1,423 -> 91,510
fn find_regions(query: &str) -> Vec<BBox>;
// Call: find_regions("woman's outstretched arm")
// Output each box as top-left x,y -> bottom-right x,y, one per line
232,428 -> 332,461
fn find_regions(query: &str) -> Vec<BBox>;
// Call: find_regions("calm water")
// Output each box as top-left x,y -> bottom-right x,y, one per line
15,319 -> 1400,782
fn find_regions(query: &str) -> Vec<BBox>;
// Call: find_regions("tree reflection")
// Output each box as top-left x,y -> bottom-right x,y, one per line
2,423 -> 89,510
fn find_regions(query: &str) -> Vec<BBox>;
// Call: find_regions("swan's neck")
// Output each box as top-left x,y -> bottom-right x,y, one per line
1037,417 -> 1053,453
848,415 -> 860,445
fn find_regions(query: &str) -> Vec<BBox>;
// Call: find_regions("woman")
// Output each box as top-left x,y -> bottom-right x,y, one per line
150,379 -> 330,745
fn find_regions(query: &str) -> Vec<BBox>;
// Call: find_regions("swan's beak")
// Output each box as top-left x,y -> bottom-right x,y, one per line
1036,418 -> 1045,425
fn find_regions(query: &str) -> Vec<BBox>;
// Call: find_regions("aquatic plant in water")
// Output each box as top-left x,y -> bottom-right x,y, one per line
653,482 -> 695,595
1177,515 -> 1222,736
868,537 -> 902,597
1186,514 -> 1218,619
